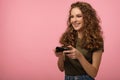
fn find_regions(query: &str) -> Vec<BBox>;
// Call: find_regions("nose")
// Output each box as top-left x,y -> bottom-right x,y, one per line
72,17 -> 77,22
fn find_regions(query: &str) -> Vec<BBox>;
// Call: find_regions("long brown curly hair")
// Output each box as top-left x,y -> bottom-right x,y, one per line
59,1 -> 103,51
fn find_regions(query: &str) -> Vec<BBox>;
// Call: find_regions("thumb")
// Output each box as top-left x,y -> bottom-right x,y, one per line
67,45 -> 73,48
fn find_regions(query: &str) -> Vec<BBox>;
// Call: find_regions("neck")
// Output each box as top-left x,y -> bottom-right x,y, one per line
78,31 -> 82,39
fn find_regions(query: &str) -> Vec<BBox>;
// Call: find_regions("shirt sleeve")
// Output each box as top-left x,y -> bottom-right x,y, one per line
92,41 -> 104,53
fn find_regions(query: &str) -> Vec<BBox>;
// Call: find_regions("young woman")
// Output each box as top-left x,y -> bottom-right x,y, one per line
55,1 -> 104,80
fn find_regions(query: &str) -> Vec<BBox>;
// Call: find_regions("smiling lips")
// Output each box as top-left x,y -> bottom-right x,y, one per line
72,22 -> 81,27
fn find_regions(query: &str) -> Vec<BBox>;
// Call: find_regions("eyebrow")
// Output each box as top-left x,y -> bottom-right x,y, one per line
70,13 -> 83,16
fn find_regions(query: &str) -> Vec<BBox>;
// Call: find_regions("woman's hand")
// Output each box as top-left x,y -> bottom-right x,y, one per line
63,45 -> 82,59
53,49 -> 65,60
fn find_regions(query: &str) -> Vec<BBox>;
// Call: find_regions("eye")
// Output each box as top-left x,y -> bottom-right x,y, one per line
77,15 -> 82,18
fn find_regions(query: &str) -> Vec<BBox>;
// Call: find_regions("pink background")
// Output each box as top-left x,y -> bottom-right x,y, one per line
0,0 -> 120,80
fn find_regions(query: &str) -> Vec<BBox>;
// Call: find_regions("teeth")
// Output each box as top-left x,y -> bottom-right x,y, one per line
73,23 -> 80,27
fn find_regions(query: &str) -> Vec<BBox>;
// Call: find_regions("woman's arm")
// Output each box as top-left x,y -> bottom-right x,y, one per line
77,50 -> 103,78
57,55 -> 65,72
55,52 -> 65,72
63,45 -> 103,78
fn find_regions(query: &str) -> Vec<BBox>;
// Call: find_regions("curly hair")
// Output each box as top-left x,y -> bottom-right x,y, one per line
59,1 -> 103,51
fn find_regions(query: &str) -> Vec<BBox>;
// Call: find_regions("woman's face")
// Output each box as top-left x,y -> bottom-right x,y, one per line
70,7 -> 83,31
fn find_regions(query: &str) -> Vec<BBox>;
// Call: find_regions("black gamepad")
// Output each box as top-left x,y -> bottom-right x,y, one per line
55,46 -> 71,53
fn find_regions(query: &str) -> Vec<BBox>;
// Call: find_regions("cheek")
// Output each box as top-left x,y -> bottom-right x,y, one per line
70,19 -> 73,23
78,18 -> 83,22
81,18 -> 84,22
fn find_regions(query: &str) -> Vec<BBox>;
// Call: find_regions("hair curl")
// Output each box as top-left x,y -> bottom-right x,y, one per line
59,1 -> 103,50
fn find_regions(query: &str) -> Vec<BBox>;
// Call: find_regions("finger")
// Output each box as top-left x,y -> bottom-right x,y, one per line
56,53 -> 62,55
66,54 -> 76,59
67,45 -> 73,48
71,56 -> 76,59
69,54 -> 76,59
67,45 -> 75,50
56,53 -> 63,57
63,50 -> 72,54
66,53 -> 74,56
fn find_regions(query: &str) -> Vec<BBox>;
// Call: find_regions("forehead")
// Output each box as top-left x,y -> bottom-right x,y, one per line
70,7 -> 82,15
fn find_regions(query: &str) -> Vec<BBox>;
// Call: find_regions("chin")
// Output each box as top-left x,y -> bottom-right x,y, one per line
73,27 -> 81,31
